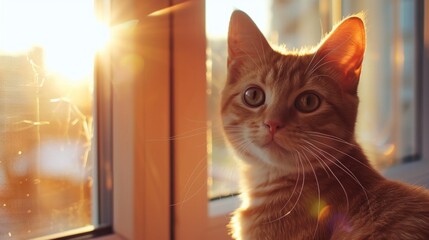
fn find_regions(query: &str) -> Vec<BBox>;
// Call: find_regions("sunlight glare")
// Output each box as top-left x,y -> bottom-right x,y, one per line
0,0 -> 110,83
148,1 -> 192,17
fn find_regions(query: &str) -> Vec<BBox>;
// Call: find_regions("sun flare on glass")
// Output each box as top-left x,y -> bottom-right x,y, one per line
0,0 -> 110,83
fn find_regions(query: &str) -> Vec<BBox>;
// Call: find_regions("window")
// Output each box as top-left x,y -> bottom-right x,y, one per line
0,0 -> 112,238
16,1 -> 424,239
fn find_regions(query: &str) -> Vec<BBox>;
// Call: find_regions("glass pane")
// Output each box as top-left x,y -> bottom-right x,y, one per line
0,0 -> 109,238
206,0 -> 418,199
342,0 -> 418,168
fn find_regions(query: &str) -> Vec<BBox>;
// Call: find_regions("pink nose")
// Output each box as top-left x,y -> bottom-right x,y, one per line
264,120 -> 283,135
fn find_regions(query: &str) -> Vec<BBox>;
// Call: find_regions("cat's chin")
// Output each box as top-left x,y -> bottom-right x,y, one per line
261,139 -> 280,149
244,142 -> 298,170
261,139 -> 294,155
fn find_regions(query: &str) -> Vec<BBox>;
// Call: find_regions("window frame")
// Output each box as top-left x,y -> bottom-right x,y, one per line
115,0 -> 172,239
96,0 -> 172,239
98,0 -> 429,239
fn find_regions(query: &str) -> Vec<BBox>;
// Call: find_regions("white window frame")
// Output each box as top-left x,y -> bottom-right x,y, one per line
95,0 -> 429,239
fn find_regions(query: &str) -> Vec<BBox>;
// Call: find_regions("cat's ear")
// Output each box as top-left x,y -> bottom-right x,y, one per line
228,10 -> 272,67
315,15 -> 366,94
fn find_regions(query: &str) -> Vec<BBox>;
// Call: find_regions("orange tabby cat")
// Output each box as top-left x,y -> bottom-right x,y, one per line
222,10 -> 429,240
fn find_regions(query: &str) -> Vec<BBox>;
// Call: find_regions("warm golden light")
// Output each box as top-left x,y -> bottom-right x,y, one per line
0,1 -> 103,238
148,1 -> 192,17
0,0 -> 110,83
383,144 -> 396,157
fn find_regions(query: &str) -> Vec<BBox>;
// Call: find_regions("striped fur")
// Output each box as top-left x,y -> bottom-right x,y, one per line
222,10 -> 429,239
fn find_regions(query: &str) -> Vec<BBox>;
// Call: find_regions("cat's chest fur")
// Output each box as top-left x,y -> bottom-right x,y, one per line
230,162 -> 429,240
229,163 -> 365,239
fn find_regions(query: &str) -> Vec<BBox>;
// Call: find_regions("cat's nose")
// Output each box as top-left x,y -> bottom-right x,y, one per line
264,120 -> 284,135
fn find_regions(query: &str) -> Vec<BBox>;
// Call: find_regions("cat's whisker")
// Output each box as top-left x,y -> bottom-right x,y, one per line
305,140 -> 374,219
267,153 -> 306,223
258,35 -> 267,65
304,47 -> 320,75
239,47 -> 264,72
182,155 -> 207,198
310,138 -> 373,171
249,36 -> 270,68
223,128 -> 245,133
305,140 -> 360,184
301,145 -> 350,212
305,131 -> 359,148
230,138 -> 253,157
174,177 -> 207,207
307,59 -> 341,77
304,139 -> 373,217
305,53 -> 328,77
305,139 -> 360,178
172,154 -> 208,207
266,151 -> 303,224
306,34 -> 353,76
297,148 -> 321,239
170,125 -> 240,204
281,151 -> 306,219
145,126 -> 209,142
170,125 -> 214,136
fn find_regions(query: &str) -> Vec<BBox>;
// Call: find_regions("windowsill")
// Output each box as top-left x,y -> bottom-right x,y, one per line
209,195 -> 240,217
383,159 -> 429,188
208,159 -> 429,215
92,233 -> 126,240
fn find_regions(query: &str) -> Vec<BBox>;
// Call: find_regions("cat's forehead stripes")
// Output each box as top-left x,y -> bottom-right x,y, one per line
263,55 -> 313,97
261,67 -> 276,85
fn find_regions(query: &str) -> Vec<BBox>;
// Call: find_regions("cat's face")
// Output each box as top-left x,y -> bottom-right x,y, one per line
221,11 -> 365,171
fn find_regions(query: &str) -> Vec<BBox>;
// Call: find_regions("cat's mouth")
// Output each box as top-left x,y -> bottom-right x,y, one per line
261,139 -> 282,149
261,137 -> 293,153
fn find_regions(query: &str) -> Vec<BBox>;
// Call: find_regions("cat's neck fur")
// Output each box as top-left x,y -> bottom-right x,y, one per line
233,143 -> 385,239
238,140 -> 382,204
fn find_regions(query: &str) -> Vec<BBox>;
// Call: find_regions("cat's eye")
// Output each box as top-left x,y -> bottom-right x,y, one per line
295,92 -> 321,113
243,86 -> 265,107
